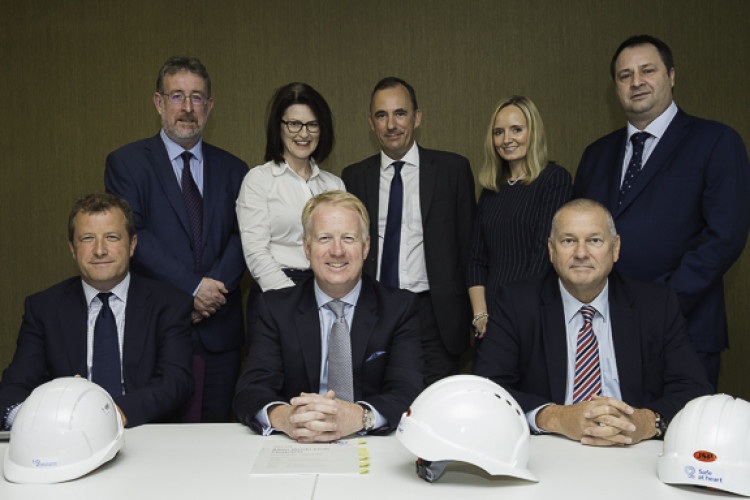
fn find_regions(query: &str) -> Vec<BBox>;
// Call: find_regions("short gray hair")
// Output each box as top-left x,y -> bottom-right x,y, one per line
550,199 -> 617,241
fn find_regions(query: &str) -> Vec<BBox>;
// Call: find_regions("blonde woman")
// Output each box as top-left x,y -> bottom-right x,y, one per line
468,96 -> 572,338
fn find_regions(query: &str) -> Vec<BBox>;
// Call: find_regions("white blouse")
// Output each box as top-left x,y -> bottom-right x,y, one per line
236,159 -> 345,291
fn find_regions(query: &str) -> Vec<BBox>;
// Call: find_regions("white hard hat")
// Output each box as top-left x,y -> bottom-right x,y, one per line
3,376 -> 125,483
396,374 -> 537,483
657,394 -> 750,496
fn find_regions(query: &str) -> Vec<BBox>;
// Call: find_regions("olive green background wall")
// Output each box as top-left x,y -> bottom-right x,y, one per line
2,1 -> 749,397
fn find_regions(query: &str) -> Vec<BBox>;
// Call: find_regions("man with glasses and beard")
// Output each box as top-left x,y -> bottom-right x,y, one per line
105,56 -> 248,422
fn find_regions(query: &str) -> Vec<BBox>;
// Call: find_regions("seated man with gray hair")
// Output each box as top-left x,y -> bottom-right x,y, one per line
474,198 -> 712,446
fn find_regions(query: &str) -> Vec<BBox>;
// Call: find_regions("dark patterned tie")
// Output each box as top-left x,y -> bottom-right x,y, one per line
573,305 -> 602,403
181,151 -> 203,271
380,161 -> 404,288
92,292 -> 122,399
618,132 -> 650,206
327,300 -> 353,402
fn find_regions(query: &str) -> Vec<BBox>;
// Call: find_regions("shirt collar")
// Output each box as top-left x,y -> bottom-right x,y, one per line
626,101 -> 678,141
559,278 -> 610,324
82,273 -> 131,308
379,141 -> 419,170
160,129 -> 204,163
313,279 -> 362,309
272,158 -> 321,179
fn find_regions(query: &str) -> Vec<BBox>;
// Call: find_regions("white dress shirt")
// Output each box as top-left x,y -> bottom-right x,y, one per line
376,142 -> 428,292
619,101 -> 678,186
236,159 -> 344,291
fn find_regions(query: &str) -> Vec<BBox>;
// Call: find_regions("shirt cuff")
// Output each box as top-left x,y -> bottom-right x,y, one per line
255,401 -> 289,436
527,403 -> 552,434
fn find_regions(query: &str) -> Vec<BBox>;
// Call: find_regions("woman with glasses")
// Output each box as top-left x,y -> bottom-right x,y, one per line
236,83 -> 344,335
468,96 -> 572,339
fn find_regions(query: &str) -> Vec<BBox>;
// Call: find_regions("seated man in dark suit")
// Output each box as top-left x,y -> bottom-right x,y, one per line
0,194 -> 194,429
474,199 -> 712,446
233,191 -> 423,442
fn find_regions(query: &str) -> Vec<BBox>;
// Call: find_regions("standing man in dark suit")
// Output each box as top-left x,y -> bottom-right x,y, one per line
474,199 -> 712,446
0,194 -> 193,429
342,77 -> 476,385
573,35 -> 750,389
105,56 -> 248,421
233,191 -> 423,442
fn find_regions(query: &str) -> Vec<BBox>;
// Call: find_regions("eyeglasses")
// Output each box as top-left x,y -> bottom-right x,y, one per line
160,92 -> 208,106
281,120 -> 320,134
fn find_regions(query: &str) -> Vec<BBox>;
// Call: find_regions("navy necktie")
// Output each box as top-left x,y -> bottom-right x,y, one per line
181,151 -> 203,271
380,161 -> 404,288
619,132 -> 650,206
92,292 -> 122,399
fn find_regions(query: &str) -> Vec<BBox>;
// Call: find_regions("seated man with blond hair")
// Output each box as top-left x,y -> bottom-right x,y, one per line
234,191 -> 423,442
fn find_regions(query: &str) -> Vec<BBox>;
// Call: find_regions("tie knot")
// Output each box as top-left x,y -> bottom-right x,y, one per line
180,151 -> 192,165
328,300 -> 346,318
580,305 -> 596,321
97,292 -> 113,310
630,132 -> 650,148
391,161 -> 405,174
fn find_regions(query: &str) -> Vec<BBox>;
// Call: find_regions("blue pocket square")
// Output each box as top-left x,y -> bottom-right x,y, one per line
366,351 -> 386,362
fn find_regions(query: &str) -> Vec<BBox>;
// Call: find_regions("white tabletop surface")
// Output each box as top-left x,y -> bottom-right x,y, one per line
0,423 -> 734,499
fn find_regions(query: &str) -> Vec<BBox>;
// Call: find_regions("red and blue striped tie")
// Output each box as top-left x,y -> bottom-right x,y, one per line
573,305 -> 601,403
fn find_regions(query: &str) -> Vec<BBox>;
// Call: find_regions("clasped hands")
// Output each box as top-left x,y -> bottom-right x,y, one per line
536,395 -> 656,446
192,277 -> 228,323
269,390 -> 364,443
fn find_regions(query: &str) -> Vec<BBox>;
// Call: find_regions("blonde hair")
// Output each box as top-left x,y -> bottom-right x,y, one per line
302,190 -> 370,238
480,95 -> 549,191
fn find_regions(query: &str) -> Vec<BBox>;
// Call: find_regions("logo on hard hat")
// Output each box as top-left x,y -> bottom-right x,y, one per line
694,451 -> 717,462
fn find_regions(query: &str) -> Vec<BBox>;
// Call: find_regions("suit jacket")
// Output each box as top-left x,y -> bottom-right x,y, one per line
0,274 -> 194,427
105,134 -> 248,352
342,146 -> 476,355
473,269 -> 713,422
233,275 -> 424,430
573,110 -> 750,353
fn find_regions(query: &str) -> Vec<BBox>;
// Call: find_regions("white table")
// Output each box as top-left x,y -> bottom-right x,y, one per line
0,424 -> 732,499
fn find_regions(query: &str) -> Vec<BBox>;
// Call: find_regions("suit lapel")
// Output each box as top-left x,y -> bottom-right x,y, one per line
608,130 -> 628,216
293,281 -> 323,390
348,279 -> 378,402
349,278 -> 376,373
146,135 -> 192,236
122,275 -> 150,387
363,157 -> 381,249
617,111 -> 692,215
418,147 -> 436,221
608,274 -> 642,401
540,275 -> 568,402
60,280 -> 88,374
200,143 -> 219,250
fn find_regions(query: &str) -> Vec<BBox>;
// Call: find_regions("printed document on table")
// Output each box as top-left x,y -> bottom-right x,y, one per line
251,438 -> 369,475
